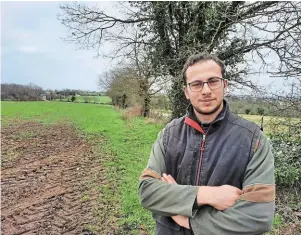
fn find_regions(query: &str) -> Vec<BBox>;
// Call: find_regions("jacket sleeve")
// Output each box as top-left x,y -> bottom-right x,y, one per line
190,131 -> 275,235
138,129 -> 199,217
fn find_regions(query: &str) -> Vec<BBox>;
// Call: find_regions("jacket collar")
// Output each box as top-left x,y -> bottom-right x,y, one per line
185,99 -> 229,133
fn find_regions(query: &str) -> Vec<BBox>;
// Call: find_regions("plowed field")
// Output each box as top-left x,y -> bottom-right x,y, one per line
1,120 -> 116,234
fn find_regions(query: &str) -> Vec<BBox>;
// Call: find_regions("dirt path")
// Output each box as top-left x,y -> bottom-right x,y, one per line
1,120 -> 116,234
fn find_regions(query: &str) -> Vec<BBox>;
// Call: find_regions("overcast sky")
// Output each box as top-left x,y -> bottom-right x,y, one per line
1,1 -> 116,91
1,1 -> 288,93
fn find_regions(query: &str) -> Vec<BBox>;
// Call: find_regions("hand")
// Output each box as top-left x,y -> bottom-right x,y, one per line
197,185 -> 243,211
161,173 -> 177,184
160,174 -> 190,229
171,215 -> 190,229
162,174 -> 242,211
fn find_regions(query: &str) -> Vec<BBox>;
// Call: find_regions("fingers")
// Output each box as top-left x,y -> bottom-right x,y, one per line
161,173 -> 177,184
236,188 -> 243,195
161,177 -> 167,182
166,174 -> 177,183
162,173 -> 171,183
225,185 -> 243,195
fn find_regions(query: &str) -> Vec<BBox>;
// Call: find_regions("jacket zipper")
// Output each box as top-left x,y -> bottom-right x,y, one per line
195,134 -> 206,185
186,112 -> 225,186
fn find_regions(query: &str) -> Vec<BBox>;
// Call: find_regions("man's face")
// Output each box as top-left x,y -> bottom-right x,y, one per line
184,60 -> 228,115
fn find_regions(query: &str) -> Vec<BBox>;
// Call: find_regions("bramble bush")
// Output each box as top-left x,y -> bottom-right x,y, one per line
270,129 -> 301,187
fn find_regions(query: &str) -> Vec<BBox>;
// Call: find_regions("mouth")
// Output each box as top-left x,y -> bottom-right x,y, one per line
200,99 -> 215,102
199,99 -> 215,107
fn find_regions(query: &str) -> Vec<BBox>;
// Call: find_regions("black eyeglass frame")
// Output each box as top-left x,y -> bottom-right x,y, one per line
187,77 -> 225,92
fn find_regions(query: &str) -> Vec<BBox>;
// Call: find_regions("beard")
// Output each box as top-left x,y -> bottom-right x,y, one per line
193,100 -> 223,116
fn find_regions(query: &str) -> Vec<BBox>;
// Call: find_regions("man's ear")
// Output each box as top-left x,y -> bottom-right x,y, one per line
184,85 -> 190,100
223,79 -> 229,92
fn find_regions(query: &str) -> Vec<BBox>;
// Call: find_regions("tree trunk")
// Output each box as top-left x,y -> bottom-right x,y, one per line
122,94 -> 127,108
170,77 -> 189,119
143,94 -> 150,117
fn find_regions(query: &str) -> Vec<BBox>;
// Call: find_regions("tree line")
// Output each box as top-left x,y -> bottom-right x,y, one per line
1,83 -> 44,101
1,83 -> 105,101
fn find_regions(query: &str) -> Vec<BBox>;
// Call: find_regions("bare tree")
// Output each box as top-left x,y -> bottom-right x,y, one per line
59,1 -> 301,117
99,28 -> 171,117
1,83 -> 44,101
100,65 -> 140,109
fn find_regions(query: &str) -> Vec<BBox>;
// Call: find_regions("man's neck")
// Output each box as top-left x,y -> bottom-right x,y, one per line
194,102 -> 224,124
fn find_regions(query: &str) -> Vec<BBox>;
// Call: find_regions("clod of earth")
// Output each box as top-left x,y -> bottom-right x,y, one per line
1,121 -> 118,234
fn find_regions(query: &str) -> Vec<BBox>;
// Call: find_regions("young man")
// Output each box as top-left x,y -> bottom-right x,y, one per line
138,53 -> 275,235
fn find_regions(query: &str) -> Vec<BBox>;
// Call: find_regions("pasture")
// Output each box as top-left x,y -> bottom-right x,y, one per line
57,95 -> 112,104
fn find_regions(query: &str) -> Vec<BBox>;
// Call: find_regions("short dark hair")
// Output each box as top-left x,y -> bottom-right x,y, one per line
182,53 -> 225,84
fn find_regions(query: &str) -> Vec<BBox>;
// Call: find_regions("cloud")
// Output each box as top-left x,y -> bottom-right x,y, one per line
19,46 -> 40,54
1,1 -> 114,91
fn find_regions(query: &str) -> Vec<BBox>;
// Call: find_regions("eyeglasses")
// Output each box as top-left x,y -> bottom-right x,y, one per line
187,77 -> 224,92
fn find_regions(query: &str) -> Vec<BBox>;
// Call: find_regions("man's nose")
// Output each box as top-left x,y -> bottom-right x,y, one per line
201,83 -> 212,94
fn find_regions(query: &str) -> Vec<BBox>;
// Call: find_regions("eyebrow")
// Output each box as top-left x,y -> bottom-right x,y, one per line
190,77 -> 222,83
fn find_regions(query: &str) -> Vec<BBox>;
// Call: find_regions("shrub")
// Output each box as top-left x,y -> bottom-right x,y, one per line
270,131 -> 301,187
245,108 -> 251,115
121,106 -> 143,120
257,107 -> 265,115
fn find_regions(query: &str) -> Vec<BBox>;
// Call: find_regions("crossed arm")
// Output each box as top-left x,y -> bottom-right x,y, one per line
138,130 -> 275,235
160,173 -> 243,229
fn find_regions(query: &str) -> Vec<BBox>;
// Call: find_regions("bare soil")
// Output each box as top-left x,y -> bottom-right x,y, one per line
1,120 -> 117,234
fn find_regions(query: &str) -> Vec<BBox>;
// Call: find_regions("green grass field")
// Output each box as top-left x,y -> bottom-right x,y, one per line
239,114 -> 300,135
2,101 -> 161,234
57,95 -> 112,104
75,95 -> 112,104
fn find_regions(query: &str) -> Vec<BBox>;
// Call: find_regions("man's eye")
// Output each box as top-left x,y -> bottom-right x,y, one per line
191,82 -> 202,87
209,80 -> 219,84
